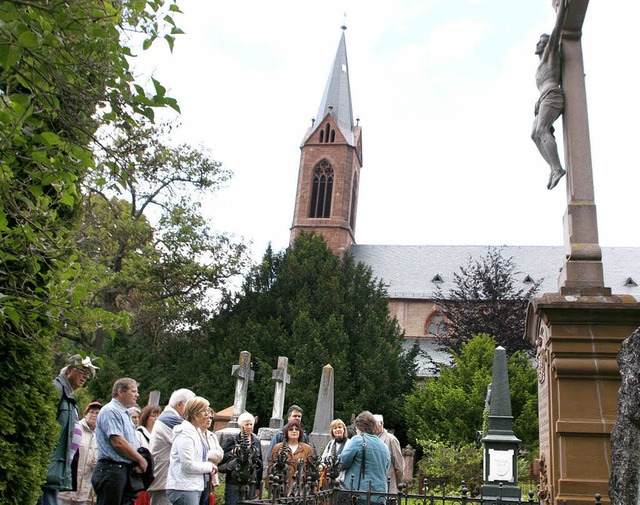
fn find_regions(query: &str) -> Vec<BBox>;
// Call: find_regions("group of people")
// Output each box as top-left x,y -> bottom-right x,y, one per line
265,407 -> 405,502
39,355 -> 405,505
38,357 -> 224,505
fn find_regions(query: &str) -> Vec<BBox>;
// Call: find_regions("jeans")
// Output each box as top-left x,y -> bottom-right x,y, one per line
224,483 -> 257,505
38,488 -> 58,505
149,490 -> 172,505
92,459 -> 135,505
167,490 -> 201,505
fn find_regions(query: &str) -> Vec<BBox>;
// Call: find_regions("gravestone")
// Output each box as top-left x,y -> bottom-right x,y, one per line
257,356 -> 291,468
269,356 -> 290,429
481,346 -> 521,501
147,390 -> 161,406
524,4 -> 640,505
309,364 -> 334,451
228,350 -> 254,428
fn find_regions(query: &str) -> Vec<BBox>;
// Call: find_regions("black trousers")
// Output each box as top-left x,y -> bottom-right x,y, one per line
91,459 -> 136,505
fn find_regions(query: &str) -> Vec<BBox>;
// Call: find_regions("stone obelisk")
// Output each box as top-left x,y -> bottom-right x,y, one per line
309,364 -> 335,451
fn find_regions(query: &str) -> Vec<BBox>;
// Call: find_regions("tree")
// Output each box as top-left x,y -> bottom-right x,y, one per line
69,122 -> 249,351
403,334 -> 538,454
193,233 -> 417,440
435,247 -> 540,354
0,1 -> 182,501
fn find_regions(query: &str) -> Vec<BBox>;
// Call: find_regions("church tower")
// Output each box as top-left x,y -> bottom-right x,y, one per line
290,26 -> 362,256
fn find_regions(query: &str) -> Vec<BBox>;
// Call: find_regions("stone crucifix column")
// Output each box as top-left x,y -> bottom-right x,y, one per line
269,356 -> 290,429
525,6 -> 640,505
556,0 -> 609,296
228,350 -> 254,428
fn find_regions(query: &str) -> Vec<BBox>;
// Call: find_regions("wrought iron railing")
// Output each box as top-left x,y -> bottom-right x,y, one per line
234,440 -> 603,505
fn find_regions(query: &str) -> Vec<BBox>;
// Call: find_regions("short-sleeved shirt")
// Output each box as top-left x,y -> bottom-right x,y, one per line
95,398 -> 138,463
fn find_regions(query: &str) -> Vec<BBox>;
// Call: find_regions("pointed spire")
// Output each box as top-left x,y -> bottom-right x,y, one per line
314,26 -> 355,145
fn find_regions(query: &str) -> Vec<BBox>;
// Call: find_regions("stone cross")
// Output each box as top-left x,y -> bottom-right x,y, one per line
553,0 -> 610,296
269,356 -> 290,429
229,350 -> 254,428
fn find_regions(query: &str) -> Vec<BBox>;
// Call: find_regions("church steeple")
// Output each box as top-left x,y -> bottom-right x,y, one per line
313,27 -> 355,146
290,26 -> 363,256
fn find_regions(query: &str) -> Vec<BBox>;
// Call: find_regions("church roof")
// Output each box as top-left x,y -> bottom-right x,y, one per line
314,28 -> 355,146
350,244 -> 640,300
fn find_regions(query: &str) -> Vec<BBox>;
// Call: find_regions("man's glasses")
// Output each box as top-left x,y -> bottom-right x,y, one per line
75,368 -> 91,378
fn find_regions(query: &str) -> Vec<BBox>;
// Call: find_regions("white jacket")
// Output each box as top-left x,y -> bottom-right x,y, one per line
167,420 -> 214,491
57,418 -> 97,504
202,429 -> 223,486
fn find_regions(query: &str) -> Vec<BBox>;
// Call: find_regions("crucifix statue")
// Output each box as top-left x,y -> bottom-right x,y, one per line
532,0 -> 568,190
534,0 -> 609,295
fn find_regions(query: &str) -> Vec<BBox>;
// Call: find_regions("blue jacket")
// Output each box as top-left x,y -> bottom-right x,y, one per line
339,433 -> 390,502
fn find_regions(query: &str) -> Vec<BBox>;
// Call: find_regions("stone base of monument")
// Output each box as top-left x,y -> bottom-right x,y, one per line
481,482 -> 522,503
525,294 -> 640,505
217,426 -> 241,448
257,427 -> 279,441
257,427 -> 280,477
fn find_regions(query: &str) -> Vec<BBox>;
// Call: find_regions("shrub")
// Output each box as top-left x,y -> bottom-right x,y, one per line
416,439 -> 483,496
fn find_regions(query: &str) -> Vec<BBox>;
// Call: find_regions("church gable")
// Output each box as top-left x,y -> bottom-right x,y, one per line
306,113 -> 349,146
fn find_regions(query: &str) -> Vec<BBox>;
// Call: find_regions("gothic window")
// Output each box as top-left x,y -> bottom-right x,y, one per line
309,160 -> 334,218
426,313 -> 447,336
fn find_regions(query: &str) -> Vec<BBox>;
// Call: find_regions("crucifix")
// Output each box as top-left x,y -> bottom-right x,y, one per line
534,0 -> 609,295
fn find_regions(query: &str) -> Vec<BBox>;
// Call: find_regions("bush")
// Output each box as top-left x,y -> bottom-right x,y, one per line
416,439 -> 483,496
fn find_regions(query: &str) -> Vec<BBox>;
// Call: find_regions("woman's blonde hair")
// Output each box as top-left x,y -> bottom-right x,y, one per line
328,419 -> 348,440
182,396 -> 210,422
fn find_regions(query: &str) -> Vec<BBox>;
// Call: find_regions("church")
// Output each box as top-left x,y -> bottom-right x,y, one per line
288,28 -> 640,377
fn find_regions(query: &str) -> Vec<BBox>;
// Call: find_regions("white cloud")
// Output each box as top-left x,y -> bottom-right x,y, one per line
133,0 -> 640,262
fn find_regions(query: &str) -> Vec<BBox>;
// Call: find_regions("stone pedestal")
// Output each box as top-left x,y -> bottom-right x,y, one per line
525,294 -> 640,505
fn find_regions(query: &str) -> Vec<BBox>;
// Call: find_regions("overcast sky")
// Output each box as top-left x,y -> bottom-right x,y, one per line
135,0 -> 640,264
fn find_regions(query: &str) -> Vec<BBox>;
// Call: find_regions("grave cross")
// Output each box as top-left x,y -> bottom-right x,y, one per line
229,350 -> 255,428
269,356 -> 291,429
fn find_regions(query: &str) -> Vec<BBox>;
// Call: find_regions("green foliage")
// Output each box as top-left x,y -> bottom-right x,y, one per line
66,121 -> 249,353
0,0 -> 184,501
194,233 -> 417,438
435,247 -> 540,354
417,440 -> 483,496
0,334 -> 59,504
64,122 -> 249,402
403,334 -> 538,454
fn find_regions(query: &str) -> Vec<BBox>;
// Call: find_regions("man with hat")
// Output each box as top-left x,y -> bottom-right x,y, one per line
57,401 -> 102,505
39,353 -> 100,505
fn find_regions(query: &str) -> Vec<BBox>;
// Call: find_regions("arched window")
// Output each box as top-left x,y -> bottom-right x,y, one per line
426,313 -> 447,336
309,160 -> 333,218
319,122 -> 336,144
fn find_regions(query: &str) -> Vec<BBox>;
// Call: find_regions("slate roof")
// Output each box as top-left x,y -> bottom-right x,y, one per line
350,244 -> 640,301
312,29 -> 354,146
